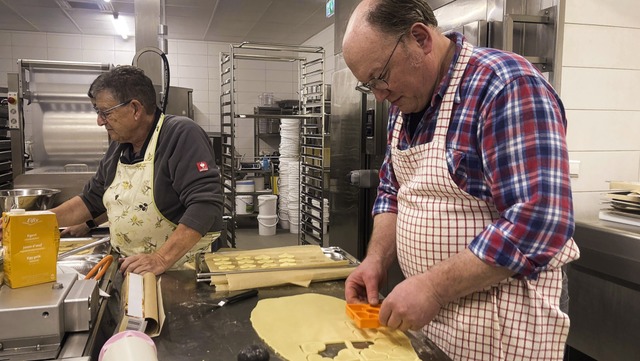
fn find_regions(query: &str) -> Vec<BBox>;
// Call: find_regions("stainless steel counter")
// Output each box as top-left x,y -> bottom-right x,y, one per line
149,271 -> 451,361
566,218 -> 640,360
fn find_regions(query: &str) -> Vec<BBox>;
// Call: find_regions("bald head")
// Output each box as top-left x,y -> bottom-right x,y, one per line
342,0 -> 388,79
342,0 -> 440,74
341,0 -> 454,113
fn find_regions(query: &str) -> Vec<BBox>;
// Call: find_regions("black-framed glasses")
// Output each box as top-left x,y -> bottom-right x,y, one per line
93,99 -> 132,120
355,33 -> 405,94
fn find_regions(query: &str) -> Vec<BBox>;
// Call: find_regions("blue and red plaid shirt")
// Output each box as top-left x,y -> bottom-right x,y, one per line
373,33 -> 574,279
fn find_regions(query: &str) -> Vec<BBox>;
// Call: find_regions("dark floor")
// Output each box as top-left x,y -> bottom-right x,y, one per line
234,227 -> 300,250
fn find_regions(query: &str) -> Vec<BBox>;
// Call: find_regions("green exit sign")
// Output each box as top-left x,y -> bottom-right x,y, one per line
326,0 -> 335,18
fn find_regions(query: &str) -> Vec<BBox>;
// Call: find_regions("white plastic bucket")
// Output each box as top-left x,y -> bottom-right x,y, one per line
250,176 -> 265,191
236,180 -> 255,193
257,194 -> 277,216
236,195 -> 253,214
257,215 -> 278,236
279,218 -> 290,229
289,219 -> 299,234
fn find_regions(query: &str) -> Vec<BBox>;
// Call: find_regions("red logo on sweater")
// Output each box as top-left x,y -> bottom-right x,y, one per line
196,161 -> 209,172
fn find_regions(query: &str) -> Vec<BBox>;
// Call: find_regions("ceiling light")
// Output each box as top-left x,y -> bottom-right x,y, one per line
111,12 -> 129,40
104,0 -> 111,3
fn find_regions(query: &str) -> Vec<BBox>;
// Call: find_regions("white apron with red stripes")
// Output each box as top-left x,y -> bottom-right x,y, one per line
391,41 -> 579,360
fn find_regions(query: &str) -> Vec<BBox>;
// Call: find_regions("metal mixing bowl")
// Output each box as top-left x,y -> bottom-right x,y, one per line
0,188 -> 61,213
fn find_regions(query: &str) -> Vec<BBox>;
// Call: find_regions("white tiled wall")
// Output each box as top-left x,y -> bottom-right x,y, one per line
0,27 -> 335,161
303,24 -> 336,85
561,0 -> 640,219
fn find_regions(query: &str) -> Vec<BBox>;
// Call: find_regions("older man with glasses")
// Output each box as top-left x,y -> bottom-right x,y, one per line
51,65 -> 223,275
341,0 -> 579,360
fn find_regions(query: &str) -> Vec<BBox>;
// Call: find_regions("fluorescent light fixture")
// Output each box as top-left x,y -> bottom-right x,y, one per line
112,12 -> 129,40
104,0 -> 111,3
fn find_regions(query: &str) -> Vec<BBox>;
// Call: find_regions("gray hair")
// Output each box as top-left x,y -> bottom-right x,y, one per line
366,0 -> 438,36
88,65 -> 156,114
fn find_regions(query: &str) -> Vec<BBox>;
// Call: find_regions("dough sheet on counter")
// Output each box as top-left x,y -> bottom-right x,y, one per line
251,294 -> 420,361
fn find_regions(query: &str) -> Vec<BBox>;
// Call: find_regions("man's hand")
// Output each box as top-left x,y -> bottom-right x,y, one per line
345,255 -> 387,305
378,250 -> 514,332
60,223 -> 91,238
378,272 -> 445,331
119,253 -> 170,276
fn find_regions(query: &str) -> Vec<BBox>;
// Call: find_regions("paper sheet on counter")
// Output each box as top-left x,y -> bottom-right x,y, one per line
210,266 -> 354,291
117,272 -> 166,337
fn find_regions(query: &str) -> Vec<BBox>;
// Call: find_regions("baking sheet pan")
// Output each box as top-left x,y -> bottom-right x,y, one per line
195,246 -> 360,283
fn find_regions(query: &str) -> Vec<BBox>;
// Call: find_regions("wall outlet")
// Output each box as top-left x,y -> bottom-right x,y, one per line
569,160 -> 580,178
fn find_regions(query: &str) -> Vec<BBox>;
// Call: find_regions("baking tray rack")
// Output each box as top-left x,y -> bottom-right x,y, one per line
195,246 -> 360,283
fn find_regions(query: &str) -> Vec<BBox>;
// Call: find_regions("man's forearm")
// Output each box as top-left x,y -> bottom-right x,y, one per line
154,223 -> 203,267
366,213 -> 398,270
50,196 -> 93,227
425,249 -> 514,306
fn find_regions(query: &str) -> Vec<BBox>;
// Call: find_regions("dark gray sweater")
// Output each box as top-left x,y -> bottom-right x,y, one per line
81,111 -> 223,234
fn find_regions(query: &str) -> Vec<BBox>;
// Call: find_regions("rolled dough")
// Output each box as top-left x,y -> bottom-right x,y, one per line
250,293 -> 420,361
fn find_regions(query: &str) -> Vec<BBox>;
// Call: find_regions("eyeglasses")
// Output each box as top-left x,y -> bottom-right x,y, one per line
355,33 -> 405,94
93,99 -> 132,120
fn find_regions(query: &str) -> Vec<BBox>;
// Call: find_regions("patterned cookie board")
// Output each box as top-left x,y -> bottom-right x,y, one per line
203,245 -> 350,274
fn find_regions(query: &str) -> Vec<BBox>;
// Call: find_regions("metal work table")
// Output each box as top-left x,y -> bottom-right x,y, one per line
566,218 -> 640,360
150,270 -> 450,361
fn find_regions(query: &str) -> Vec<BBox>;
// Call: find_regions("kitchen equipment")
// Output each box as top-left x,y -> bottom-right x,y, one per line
7,61 -> 111,206
210,289 -> 258,310
84,254 -> 114,281
0,188 -> 60,212
259,92 -> 274,106
0,88 -> 12,190
566,221 -> 640,360
346,303 -> 380,328
330,66 -> 400,294
0,273 -> 100,359
58,236 -> 111,260
195,245 -> 359,281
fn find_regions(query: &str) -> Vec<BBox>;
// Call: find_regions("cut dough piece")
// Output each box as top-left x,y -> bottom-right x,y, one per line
250,294 -> 420,361
237,259 -> 256,265
300,342 -> 326,354
213,261 -> 232,265
334,348 -> 360,361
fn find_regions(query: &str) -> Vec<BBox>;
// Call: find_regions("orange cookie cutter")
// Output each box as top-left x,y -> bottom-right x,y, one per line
346,303 -> 381,328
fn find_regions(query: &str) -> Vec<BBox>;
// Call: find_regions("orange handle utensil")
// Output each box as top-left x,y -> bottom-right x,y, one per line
85,254 -> 114,281
346,303 -> 381,328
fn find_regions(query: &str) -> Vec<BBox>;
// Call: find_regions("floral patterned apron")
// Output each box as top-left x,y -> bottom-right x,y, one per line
104,114 -> 218,269
391,42 -> 579,360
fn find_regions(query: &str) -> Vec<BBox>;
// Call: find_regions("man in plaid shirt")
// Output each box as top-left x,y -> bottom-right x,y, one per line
342,0 -> 579,360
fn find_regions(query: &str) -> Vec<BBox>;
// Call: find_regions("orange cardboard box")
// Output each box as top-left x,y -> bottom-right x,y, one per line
2,210 -> 60,288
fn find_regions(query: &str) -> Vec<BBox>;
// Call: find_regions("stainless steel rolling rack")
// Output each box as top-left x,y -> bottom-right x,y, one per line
299,51 -> 328,246
219,42 -> 326,247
